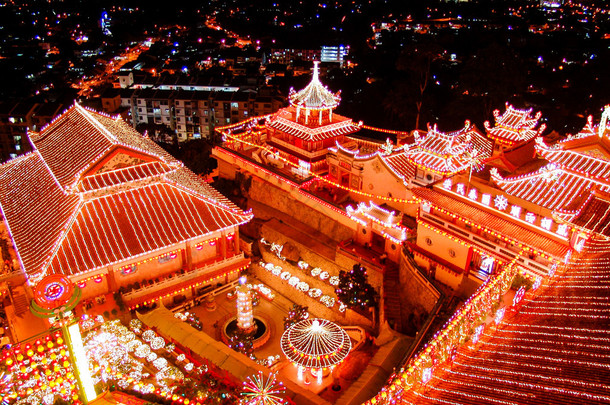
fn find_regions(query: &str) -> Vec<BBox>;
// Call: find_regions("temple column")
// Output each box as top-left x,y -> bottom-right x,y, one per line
106,267 -> 117,292
234,228 -> 240,253
185,241 -> 193,271
221,232 -> 228,259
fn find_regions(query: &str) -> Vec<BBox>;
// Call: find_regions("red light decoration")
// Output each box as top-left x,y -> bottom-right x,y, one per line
33,274 -> 75,310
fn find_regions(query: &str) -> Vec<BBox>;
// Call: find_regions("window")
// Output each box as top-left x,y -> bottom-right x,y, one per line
449,249 -> 456,257
425,237 -> 432,246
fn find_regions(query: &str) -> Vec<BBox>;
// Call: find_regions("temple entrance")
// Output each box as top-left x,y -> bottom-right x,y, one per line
341,171 -> 350,187
371,232 -> 385,252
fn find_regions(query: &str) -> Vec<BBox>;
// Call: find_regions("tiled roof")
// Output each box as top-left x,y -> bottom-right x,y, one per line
288,61 -> 340,109
0,152 -> 80,281
266,114 -> 360,142
30,104 -> 177,190
400,246 -> 610,404
47,183 -> 251,277
380,151 -> 416,182
0,105 -> 252,283
77,161 -> 176,193
490,165 -> 610,211
555,192 -> 610,237
412,187 -> 570,259
406,123 -> 493,175
536,135 -> 610,181
484,103 -> 544,146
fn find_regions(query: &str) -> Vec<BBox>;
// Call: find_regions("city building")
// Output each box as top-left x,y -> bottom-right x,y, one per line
0,104 -> 252,312
0,102 -> 67,163
122,87 -> 283,142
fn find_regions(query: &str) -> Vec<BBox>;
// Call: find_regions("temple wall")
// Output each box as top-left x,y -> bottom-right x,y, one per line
416,225 -> 470,271
397,250 -> 443,335
248,177 -> 354,242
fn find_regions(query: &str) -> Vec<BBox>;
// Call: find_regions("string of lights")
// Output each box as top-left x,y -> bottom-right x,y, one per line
446,365 -> 610,401
475,347 -> 610,370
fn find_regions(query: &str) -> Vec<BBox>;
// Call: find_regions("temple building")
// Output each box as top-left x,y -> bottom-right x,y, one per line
326,121 -> 492,217
0,104 -> 252,311
265,61 -> 361,175
492,106 -> 610,250
484,103 -> 546,172
369,106 -> 610,405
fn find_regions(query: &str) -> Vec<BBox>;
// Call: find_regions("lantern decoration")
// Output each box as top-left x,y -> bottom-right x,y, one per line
32,274 -> 77,311
280,318 -> 351,385
241,371 -> 286,405
0,331 -> 79,405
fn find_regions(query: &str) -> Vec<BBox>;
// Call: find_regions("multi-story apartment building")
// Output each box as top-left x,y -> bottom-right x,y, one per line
0,102 -> 66,163
122,87 -> 284,142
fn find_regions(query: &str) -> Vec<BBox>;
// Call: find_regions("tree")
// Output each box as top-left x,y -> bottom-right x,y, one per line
459,43 -> 527,120
335,264 -> 378,311
385,41 -> 443,130
283,304 -> 309,330
227,328 -> 255,358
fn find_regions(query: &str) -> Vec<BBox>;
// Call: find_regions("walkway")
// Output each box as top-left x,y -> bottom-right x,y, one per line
401,240 -> 610,404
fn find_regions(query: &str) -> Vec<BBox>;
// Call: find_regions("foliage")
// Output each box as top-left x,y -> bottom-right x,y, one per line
227,328 -> 255,358
113,291 -> 126,312
459,42 -> 527,119
335,264 -> 378,311
383,41 -> 443,130
511,273 -> 533,291
283,304 -> 309,330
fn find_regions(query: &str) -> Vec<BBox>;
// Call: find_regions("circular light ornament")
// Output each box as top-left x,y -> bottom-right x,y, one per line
280,318 -> 351,371
33,275 -> 75,310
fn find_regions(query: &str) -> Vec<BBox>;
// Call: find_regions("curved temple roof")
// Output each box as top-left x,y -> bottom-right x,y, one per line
0,104 -> 252,283
288,61 -> 341,110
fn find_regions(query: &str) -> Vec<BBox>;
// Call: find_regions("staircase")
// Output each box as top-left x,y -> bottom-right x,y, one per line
400,240 -> 610,404
12,292 -> 29,317
383,264 -> 402,332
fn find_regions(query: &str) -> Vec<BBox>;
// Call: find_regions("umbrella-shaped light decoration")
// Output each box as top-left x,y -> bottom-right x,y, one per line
281,318 -> 351,384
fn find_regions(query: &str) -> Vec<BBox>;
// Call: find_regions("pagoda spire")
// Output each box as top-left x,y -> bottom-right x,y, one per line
288,61 -> 341,111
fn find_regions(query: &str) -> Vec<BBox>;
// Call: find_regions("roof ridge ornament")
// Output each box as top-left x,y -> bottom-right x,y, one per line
599,105 -> 610,138
288,61 -> 341,110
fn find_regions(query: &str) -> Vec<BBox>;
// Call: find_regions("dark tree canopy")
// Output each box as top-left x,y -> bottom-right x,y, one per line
336,264 -> 378,311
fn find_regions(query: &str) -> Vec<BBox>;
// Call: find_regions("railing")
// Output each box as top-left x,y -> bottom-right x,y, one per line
123,253 -> 245,301
0,270 -> 23,283
267,137 -> 328,159
169,279 -> 241,313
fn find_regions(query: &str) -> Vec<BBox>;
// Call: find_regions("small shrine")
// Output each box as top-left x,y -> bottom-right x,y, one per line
484,102 -> 546,150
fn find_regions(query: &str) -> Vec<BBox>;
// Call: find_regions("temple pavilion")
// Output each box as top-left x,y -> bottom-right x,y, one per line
0,104 -> 252,309
492,105 -> 610,249
264,61 -> 361,175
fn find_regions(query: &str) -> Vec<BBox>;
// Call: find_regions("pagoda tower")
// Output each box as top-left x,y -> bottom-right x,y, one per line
264,61 -> 360,175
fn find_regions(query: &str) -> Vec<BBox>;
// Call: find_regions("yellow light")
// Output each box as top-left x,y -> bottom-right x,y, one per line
67,323 -> 97,402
